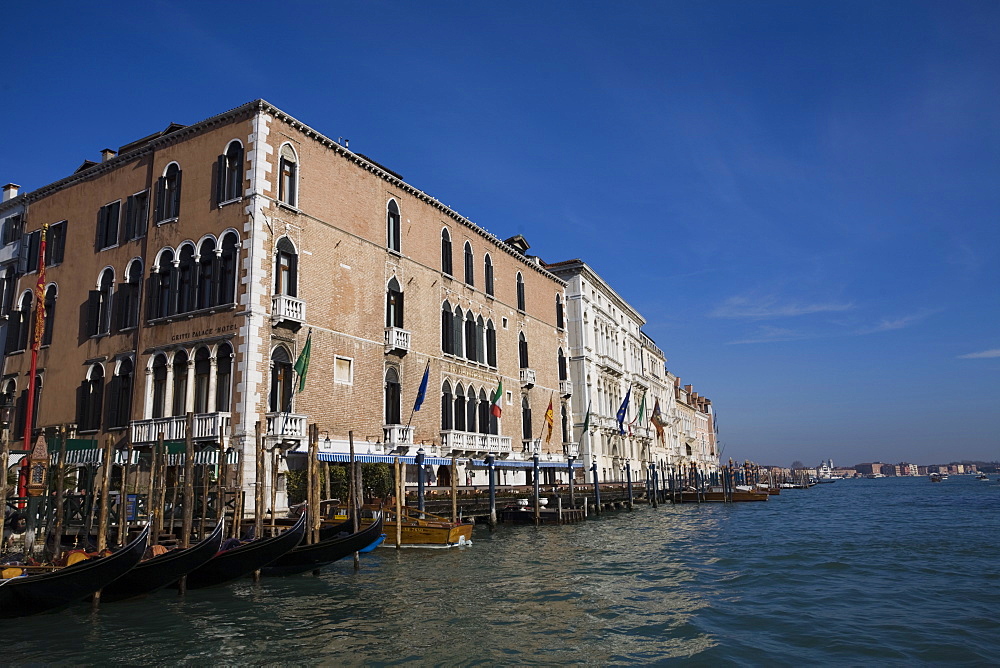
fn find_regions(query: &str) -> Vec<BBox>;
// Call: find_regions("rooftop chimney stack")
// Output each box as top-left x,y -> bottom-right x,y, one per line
100,148 -> 117,163
2,183 -> 19,202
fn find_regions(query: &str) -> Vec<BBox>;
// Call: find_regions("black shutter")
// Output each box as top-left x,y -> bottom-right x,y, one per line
91,380 -> 104,431
107,374 -> 120,429
54,222 -> 66,264
172,170 -> 182,218
75,383 -> 86,428
146,273 -> 158,321
288,253 -> 298,297
95,207 -> 105,249
87,290 -> 101,337
114,284 -> 127,331
154,176 -> 165,222
136,192 -> 148,238
123,195 -> 134,241
215,155 -> 225,205
109,202 -> 120,247
397,290 -> 404,328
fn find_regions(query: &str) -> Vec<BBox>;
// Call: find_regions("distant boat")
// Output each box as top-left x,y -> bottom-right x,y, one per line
976,473 -> 989,480
929,473 -> 943,482
815,459 -> 838,483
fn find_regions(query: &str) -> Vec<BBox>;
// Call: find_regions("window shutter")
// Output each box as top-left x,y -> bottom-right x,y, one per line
91,380 -> 104,431
76,383 -> 86,428
123,196 -> 134,241
168,266 -> 179,316
95,208 -> 105,249
87,290 -> 102,337
109,202 -> 120,247
17,235 -> 30,274
171,170 -> 182,218
154,177 -> 165,222
114,284 -> 127,331
215,155 -> 225,204
52,222 -> 66,265
107,375 -> 120,429
288,252 -> 298,297
136,193 -> 148,238
396,290 -> 404,328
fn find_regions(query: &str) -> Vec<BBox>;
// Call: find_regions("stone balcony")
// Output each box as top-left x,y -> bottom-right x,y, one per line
559,379 -> 573,397
384,326 -> 411,354
272,294 -> 306,325
266,412 -> 308,439
132,412 -> 232,445
519,368 -> 536,388
440,430 -> 513,455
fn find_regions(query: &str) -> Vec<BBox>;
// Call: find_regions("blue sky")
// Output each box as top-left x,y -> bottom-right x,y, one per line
4,1 -> 997,467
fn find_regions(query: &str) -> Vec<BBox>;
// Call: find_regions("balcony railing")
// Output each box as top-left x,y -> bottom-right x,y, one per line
272,294 -> 306,324
559,379 -> 573,397
440,430 -> 513,454
519,368 -> 536,387
131,412 -> 231,445
266,412 -> 308,439
384,327 -> 411,353
383,424 -> 414,448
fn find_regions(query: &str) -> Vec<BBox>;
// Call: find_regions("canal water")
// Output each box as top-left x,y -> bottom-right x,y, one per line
6,475 -> 999,665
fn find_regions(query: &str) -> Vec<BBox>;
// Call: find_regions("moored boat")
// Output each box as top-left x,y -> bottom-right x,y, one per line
101,521 -> 226,602
359,506 -> 473,547
0,525 -> 150,618
261,515 -> 384,577
181,512 -> 307,589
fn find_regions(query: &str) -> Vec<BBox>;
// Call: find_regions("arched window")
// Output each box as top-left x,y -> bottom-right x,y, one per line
516,272 -> 525,312
463,241 -> 474,286
176,244 -> 196,314
218,232 -> 239,305
465,385 -> 477,434
558,348 -> 567,381
275,238 -> 298,297
151,354 -> 168,419
519,332 -> 529,369
217,141 -> 244,204
452,306 -> 464,358
521,396 -> 532,440
486,319 -> 497,367
476,316 -> 486,364
171,350 -> 189,416
441,228 -> 453,276
478,388 -> 490,435
194,347 -> 212,414
155,162 -> 182,223
269,347 -> 294,413
7,292 -> 30,353
148,249 -> 176,320
386,277 -> 404,328
441,381 -> 453,430
42,284 -> 56,346
484,254 -> 494,297
77,364 -> 105,432
464,311 -> 477,362
197,238 -> 216,310
117,260 -> 142,330
441,301 -> 454,354
384,368 -> 401,425
556,294 -> 565,329
108,358 -> 134,429
453,383 -> 466,431
88,269 -> 114,336
216,342 -> 233,412
386,199 -> 401,252
278,144 -> 298,207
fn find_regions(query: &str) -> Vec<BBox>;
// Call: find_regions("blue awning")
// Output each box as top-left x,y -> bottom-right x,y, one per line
468,459 -> 584,470
317,453 -> 454,466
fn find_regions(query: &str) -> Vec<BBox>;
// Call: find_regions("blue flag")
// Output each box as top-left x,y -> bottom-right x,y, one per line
616,385 -> 632,435
413,363 -> 430,411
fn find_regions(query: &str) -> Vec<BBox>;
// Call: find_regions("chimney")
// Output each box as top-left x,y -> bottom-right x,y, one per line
2,183 -> 19,202
101,148 -> 117,163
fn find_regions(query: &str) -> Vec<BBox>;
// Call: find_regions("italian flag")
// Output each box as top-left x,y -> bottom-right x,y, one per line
490,379 -> 504,418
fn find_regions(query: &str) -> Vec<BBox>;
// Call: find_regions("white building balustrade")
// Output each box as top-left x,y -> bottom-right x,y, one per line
519,368 -> 536,387
131,412 -> 231,444
266,412 -> 308,439
441,430 -> 513,454
271,294 -> 306,324
384,326 -> 411,353
383,424 -> 414,449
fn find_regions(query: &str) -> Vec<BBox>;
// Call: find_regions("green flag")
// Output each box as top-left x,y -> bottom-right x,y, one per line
293,332 -> 312,392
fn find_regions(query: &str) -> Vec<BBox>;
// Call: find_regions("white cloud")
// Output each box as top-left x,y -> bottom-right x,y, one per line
711,295 -> 854,319
727,326 -> 806,345
958,349 -> 1000,359
855,310 -> 937,335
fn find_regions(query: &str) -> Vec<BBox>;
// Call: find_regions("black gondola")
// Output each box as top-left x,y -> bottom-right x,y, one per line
181,512 -> 307,590
261,514 -> 383,577
0,524 -> 150,619
100,520 -> 226,603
